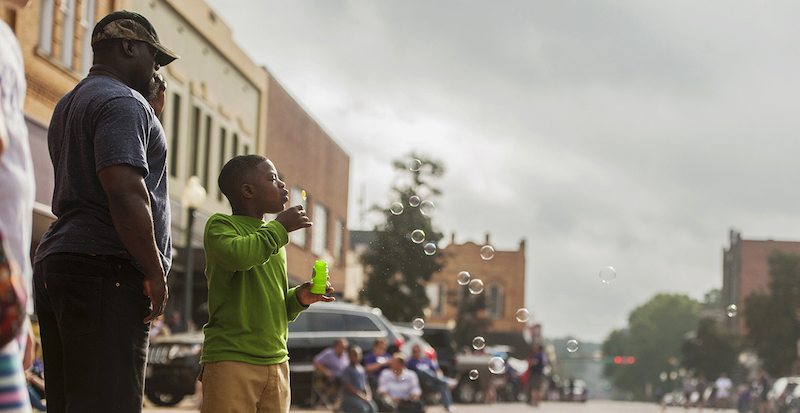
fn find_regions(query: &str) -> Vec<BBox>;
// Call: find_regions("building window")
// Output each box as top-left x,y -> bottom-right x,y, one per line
38,0 -> 55,55
189,106 -> 201,177
217,127 -> 227,201
487,285 -> 504,319
232,133 -> 239,158
202,115 -> 213,189
59,0 -> 77,68
79,0 -> 96,74
289,187 -> 307,247
169,93 -> 182,178
333,218 -> 345,265
311,203 -> 328,256
426,283 -> 446,317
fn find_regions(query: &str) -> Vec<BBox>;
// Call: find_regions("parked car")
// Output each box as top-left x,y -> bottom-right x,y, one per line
286,301 -> 406,407
145,332 -> 203,406
769,376 -> 800,413
416,324 -> 459,378
145,301 -> 405,407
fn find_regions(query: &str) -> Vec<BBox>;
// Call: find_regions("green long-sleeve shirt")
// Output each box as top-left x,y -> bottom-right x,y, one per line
200,213 -> 307,365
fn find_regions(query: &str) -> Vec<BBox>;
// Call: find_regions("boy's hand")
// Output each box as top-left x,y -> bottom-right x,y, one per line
296,280 -> 335,306
276,205 -> 312,233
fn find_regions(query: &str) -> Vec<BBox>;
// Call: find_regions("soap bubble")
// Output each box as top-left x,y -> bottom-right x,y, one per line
480,245 -> 495,260
412,318 -> 425,330
599,266 -> 617,284
726,304 -> 738,318
468,279 -> 484,295
515,308 -> 530,323
566,339 -> 579,353
423,243 -> 436,255
488,356 -> 506,374
468,369 -> 479,380
659,372 -> 668,382
456,271 -> 471,286
409,159 -> 422,172
409,196 -> 421,207
472,336 -> 485,350
390,202 -> 404,215
410,230 -> 425,244
420,200 -> 435,215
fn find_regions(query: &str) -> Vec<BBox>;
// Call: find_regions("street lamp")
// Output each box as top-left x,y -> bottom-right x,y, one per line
181,176 -> 206,331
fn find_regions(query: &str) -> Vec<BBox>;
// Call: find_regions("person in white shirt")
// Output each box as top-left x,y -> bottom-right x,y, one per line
714,372 -> 732,409
376,353 -> 423,413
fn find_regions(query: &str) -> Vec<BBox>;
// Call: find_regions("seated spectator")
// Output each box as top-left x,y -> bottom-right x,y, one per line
376,353 -> 424,413
364,338 -> 392,391
26,339 -> 45,411
407,344 -> 454,412
340,345 -> 378,413
313,338 -> 349,383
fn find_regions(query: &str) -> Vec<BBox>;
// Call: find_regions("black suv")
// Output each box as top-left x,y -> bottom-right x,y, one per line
145,301 -> 404,407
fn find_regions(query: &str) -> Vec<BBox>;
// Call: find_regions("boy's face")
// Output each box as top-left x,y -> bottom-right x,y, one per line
349,348 -> 362,364
251,160 -> 288,213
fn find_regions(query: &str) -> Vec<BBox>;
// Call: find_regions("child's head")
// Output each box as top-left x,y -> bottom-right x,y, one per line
218,154 -> 288,215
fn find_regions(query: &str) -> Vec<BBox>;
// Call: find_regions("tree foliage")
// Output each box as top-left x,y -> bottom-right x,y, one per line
744,250 -> 800,377
448,285 -> 491,348
680,317 -> 742,380
602,293 -> 700,401
359,154 -> 445,322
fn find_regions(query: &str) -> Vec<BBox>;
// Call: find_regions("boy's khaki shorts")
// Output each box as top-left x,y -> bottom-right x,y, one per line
200,360 -> 290,413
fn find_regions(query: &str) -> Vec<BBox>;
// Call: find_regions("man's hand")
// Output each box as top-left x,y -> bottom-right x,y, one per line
148,74 -> 167,117
296,280 -> 334,306
143,270 -> 168,323
276,205 -> 312,233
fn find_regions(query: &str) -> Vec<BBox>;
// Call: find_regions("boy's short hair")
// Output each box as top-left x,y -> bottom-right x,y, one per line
218,154 -> 267,202
392,352 -> 406,365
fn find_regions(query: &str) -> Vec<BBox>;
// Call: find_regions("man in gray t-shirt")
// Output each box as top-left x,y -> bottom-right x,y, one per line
33,10 -> 178,412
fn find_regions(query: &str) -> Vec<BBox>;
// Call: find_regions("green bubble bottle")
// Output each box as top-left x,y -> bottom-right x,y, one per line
311,261 -> 328,294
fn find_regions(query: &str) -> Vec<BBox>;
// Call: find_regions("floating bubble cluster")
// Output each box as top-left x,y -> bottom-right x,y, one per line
457,271 -> 471,286
726,304 -> 738,318
515,308 -> 530,323
468,369 -> 479,380
390,202 -> 404,215
410,230 -> 425,244
423,243 -> 436,255
566,339 -> 579,353
412,318 -> 425,330
472,336 -> 485,350
468,279 -> 484,295
480,245 -> 495,260
488,357 -> 506,374
409,159 -> 422,172
599,266 -> 616,284
409,196 -> 421,207
420,200 -> 435,215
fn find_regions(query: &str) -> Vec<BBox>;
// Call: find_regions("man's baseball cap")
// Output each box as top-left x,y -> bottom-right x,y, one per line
91,10 -> 179,66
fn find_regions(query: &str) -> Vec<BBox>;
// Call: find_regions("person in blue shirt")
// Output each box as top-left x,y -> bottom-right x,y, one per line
406,344 -> 455,412
340,345 -> 377,413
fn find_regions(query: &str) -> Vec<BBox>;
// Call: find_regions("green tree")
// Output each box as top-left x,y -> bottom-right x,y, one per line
744,250 -> 800,377
602,293 -> 700,401
359,154 -> 445,322
680,317 -> 742,380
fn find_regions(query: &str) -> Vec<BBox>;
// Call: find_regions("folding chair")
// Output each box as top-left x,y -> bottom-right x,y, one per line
310,368 -> 341,411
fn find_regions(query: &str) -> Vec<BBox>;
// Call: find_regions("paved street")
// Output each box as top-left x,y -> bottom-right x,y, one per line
144,398 -> 738,413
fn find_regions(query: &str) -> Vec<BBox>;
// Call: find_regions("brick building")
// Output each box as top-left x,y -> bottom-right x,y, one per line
721,229 -> 800,335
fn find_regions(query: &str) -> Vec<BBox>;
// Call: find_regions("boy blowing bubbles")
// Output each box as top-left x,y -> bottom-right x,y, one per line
200,154 -> 334,413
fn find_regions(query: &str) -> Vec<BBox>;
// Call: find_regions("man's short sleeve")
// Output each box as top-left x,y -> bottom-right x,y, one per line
93,96 -> 150,175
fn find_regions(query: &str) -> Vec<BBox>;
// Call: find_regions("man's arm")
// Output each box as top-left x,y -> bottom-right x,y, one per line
98,164 -> 167,323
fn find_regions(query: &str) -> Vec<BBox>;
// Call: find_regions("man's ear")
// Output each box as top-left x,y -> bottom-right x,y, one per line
241,183 -> 254,199
121,38 -> 136,58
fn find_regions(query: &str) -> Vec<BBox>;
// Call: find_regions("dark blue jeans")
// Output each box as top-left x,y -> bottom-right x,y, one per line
34,253 -> 151,413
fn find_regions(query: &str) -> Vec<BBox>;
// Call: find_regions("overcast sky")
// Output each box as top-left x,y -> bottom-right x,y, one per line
203,0 -> 800,343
